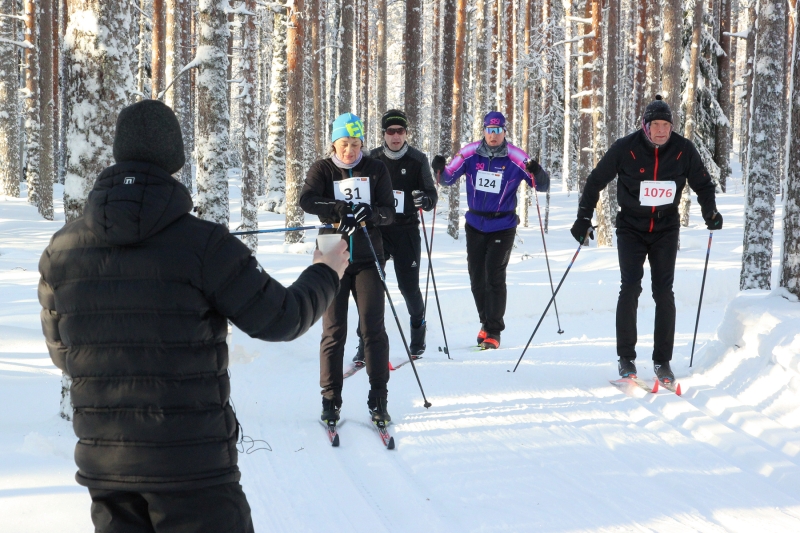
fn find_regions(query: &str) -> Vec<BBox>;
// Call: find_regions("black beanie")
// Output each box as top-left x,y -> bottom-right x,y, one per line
113,99 -> 185,175
381,109 -> 409,130
643,95 -> 673,124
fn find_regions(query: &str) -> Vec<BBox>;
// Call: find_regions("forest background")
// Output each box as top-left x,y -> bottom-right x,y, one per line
0,0 -> 797,297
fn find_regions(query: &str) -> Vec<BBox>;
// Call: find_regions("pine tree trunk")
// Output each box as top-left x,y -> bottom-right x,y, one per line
180,0 -> 193,190
285,0 -> 306,244
0,0 -> 20,199
782,5 -> 800,297
474,0 -> 489,139
266,4 -> 287,212
643,0 -> 661,100
356,0 -> 368,128
375,0 -> 386,126
661,0 -> 682,127
502,1 -> 513,122
24,0 -> 44,216
604,0 -> 620,230
591,0 -> 611,247
680,0 -> 704,228
632,0 -> 646,121
740,3 -> 756,173
740,0 -> 787,290
136,0 -> 149,100
577,1 -> 593,194
39,0 -> 55,220
195,0 -> 231,225
404,0 -> 422,128
164,0 -> 191,190
258,6 -> 273,197
339,0 -> 353,113
520,0 -> 532,227
445,0 -> 464,240
714,0 -> 733,193
63,0 -> 135,222
152,0 -> 166,98
561,0 -> 574,192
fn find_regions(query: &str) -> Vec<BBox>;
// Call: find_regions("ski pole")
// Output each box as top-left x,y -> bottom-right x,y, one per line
360,223 -> 432,408
531,185 -> 564,334
423,203 -> 437,315
689,232 -> 713,368
419,208 -> 451,359
231,224 -> 333,236
510,232 -> 589,373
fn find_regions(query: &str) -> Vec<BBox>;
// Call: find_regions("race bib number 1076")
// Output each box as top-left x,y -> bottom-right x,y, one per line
639,180 -> 676,207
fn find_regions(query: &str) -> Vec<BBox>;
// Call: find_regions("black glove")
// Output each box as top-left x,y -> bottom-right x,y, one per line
412,190 -> 432,210
705,210 -> 723,231
352,202 -> 373,224
570,217 -> 594,244
534,170 -> 550,192
431,155 -> 446,174
338,213 -> 358,236
525,159 -> 540,174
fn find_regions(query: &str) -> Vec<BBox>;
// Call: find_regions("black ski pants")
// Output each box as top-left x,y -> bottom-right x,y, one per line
616,226 -> 679,363
320,261 -> 390,404
381,224 -> 425,325
465,224 -> 516,335
88,482 -> 254,533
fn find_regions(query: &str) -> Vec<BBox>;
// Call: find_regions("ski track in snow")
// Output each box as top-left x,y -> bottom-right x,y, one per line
3,164 -> 800,532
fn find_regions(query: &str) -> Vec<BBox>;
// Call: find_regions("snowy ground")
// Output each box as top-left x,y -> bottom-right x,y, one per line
2,161 -> 800,532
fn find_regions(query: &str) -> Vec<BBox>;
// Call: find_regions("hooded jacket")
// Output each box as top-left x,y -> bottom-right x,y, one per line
440,140 -> 550,233
38,161 -> 339,491
578,129 -> 717,232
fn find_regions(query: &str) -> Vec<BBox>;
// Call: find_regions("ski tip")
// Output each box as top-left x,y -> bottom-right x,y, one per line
652,378 -> 659,393
332,434 -> 340,447
388,362 -> 396,371
675,383 -> 682,396
387,437 -> 395,450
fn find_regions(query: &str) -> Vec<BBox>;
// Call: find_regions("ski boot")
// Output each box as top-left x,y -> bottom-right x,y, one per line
654,361 -> 675,383
618,357 -> 637,378
321,398 -> 341,423
352,336 -> 365,366
409,321 -> 426,356
368,396 -> 391,424
476,327 -> 487,346
480,333 -> 500,350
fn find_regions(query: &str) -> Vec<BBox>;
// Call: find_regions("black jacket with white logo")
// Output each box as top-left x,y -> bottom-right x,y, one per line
39,161 -> 339,491
578,129 -> 717,232
369,144 -> 438,226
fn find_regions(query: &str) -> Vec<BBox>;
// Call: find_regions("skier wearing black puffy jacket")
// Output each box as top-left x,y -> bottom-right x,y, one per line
38,100 -> 348,533
570,95 -> 722,383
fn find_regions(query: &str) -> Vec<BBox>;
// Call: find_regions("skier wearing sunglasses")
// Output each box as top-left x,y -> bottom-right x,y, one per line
431,111 -> 550,350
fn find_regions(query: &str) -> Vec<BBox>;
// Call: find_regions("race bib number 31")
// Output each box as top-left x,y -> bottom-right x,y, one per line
393,190 -> 405,213
475,170 -> 503,194
334,177 -> 371,204
639,180 -> 676,207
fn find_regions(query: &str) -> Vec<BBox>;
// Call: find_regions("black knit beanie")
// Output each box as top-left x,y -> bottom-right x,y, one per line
113,99 -> 185,175
643,95 -> 673,124
381,109 -> 409,130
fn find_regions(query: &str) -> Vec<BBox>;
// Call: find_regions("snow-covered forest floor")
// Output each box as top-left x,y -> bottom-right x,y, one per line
2,161 -> 800,532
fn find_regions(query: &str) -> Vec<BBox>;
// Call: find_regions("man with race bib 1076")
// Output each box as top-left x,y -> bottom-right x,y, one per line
431,111 -> 549,350
569,95 -> 722,384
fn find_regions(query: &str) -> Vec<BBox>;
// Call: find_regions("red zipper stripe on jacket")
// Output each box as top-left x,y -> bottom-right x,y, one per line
650,147 -> 659,233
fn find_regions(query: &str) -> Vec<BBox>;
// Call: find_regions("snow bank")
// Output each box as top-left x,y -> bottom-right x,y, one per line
690,289 -> 800,428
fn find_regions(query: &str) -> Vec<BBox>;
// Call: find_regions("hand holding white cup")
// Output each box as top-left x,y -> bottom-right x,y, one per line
314,235 -> 349,279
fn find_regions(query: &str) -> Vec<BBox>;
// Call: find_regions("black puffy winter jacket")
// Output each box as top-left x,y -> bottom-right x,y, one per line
38,161 -> 339,491
578,129 -> 717,232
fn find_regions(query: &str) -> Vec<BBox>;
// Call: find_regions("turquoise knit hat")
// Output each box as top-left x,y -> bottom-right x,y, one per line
331,113 -> 364,143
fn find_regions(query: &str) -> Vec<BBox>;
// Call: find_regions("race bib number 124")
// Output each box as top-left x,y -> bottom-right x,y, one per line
639,180 -> 676,207
475,170 -> 503,194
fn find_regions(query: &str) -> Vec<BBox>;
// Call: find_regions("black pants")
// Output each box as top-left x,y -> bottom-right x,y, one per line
381,224 -> 425,324
89,482 -> 254,533
320,261 -> 390,403
465,224 -> 516,335
616,226 -> 679,363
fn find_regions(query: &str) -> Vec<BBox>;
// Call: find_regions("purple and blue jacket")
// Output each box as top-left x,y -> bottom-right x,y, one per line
440,140 -> 550,233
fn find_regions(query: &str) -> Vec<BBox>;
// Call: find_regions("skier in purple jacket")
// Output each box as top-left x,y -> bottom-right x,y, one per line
431,111 -> 549,349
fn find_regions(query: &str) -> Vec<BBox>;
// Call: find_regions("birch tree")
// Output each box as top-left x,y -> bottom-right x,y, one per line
63,0 -> 136,222
284,0 -> 305,243
0,0 -> 21,199
782,7 -> 800,297
195,0 -> 231,225
404,0 -> 422,128
591,0 -> 612,247
643,0 -> 662,100
265,3 -> 287,211
40,0 -> 55,219
444,0 -> 464,240
740,0 -> 787,290
24,0 -> 47,217
715,0 -> 733,192
661,0 -> 683,126
680,0 -> 704,227
164,0 -> 193,189
576,1 -> 593,193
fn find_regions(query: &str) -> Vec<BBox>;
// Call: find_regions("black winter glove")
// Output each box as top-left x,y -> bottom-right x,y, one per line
431,155 -> 446,175
412,190 -> 432,210
525,159 -> 540,174
353,203 -> 373,224
570,217 -> 595,244
534,169 -> 550,192
338,213 -> 358,236
705,210 -> 723,231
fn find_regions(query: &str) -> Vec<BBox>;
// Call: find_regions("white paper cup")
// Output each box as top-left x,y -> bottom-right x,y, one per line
317,234 -> 342,254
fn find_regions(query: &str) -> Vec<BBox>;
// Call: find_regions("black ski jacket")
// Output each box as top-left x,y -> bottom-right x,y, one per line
369,144 -> 437,226
299,155 -> 395,263
38,161 -> 339,491
578,129 -> 717,232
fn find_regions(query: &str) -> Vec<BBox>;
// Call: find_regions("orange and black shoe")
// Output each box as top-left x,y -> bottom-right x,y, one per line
480,333 -> 500,350
476,328 -> 488,347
